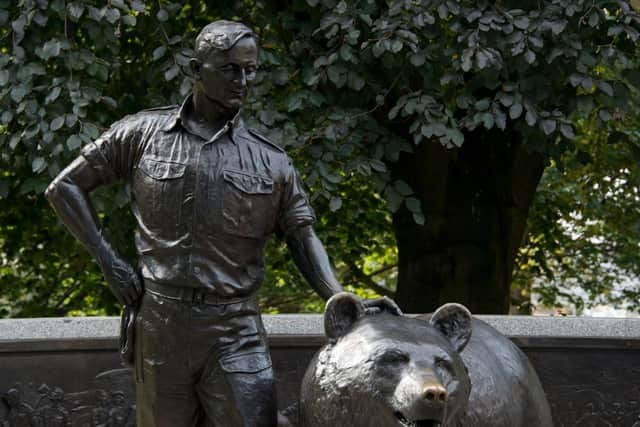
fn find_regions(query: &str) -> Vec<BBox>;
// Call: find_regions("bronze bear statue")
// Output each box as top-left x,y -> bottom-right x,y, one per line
297,293 -> 553,427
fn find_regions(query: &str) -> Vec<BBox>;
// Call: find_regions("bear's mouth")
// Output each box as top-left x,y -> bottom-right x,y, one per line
394,411 -> 441,427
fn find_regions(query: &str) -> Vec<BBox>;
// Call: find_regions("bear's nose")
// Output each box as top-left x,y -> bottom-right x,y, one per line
422,384 -> 448,402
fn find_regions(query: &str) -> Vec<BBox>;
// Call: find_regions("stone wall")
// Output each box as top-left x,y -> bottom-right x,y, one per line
0,315 -> 639,426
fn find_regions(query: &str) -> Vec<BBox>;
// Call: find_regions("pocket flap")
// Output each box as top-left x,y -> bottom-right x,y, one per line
139,158 -> 186,180
223,169 -> 274,195
219,351 -> 272,374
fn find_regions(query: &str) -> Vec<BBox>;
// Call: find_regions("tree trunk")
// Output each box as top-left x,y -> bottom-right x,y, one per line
391,130 -> 546,314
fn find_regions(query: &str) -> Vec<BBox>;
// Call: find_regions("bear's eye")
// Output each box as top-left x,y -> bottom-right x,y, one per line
378,350 -> 410,365
434,357 -> 454,385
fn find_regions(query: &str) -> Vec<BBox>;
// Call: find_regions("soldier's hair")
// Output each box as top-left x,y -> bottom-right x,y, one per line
194,20 -> 257,60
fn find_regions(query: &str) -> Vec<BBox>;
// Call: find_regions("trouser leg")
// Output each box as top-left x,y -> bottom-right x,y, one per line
196,361 -> 277,427
135,381 -> 202,427
134,294 -> 201,427
191,300 -> 278,427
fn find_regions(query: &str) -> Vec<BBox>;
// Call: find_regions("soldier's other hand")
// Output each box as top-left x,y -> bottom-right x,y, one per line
362,296 -> 403,316
103,256 -> 142,306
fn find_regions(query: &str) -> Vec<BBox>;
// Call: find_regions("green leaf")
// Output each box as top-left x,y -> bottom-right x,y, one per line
405,197 -> 421,213
45,87 -> 62,104
67,2 -> 84,21
560,124 -> 575,139
336,1 -> 347,14
153,45 -> 167,61
525,110 -> 537,126
32,157 -> 46,173
40,39 -> 62,60
475,98 -> 490,111
51,116 -> 65,131
66,114 -> 78,127
598,109 -> 612,122
541,119 -> 556,135
391,40 -> 403,53
395,180 -> 413,197
327,65 -> 347,88
498,93 -> 514,107
461,48 -> 474,72
101,96 -> 117,109
0,70 -> 9,86
481,112 -> 494,129
122,15 -> 136,26
412,212 -> 425,225
348,72 -> 365,91
66,135 -> 82,150
157,9 -> 169,22
339,44 -> 353,62
1,110 -> 13,125
449,129 -> 464,147
10,85 -> 28,103
597,81 -> 613,97
524,50 -> 536,64
509,103 -> 523,119
386,188 -> 402,212
329,196 -> 342,212
164,64 -> 179,81
514,17 -> 530,30
105,8 -> 121,24
110,0 -> 128,11
370,160 -> 386,173
410,52 -> 426,67
130,0 -> 146,12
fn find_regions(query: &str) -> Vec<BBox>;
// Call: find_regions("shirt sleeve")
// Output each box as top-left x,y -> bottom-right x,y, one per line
79,116 -> 141,185
277,158 -> 316,238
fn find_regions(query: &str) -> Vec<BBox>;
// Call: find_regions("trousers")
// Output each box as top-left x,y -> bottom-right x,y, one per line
134,288 -> 277,427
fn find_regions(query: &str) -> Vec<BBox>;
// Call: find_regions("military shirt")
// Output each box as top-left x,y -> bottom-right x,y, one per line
80,96 -> 315,297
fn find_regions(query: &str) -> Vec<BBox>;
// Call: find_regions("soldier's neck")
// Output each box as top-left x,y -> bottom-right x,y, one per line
192,90 -> 238,132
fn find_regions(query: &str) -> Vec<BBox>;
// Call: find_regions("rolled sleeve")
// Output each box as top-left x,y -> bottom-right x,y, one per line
277,160 -> 316,238
80,117 -> 140,185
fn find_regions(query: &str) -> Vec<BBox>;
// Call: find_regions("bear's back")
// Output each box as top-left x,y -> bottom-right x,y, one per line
459,318 -> 553,427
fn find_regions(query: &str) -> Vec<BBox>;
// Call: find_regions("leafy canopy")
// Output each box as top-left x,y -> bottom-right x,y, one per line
0,0 -> 639,315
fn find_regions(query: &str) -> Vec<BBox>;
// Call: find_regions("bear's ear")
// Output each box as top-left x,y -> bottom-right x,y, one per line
429,303 -> 473,352
324,292 -> 366,342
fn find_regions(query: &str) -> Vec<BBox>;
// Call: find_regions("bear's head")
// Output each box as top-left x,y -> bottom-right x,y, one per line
301,292 -> 473,427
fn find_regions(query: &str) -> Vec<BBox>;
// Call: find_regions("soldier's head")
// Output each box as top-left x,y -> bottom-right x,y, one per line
190,20 -> 258,111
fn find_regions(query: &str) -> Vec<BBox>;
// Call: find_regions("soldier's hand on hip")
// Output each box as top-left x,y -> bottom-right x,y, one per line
102,256 -> 143,306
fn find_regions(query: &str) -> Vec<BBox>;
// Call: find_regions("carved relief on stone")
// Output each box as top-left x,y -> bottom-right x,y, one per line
0,369 -> 135,427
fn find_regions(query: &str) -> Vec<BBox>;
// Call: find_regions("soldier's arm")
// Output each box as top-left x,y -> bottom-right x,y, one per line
286,225 -> 343,301
277,153 -> 400,313
286,226 -> 401,315
45,157 -> 141,306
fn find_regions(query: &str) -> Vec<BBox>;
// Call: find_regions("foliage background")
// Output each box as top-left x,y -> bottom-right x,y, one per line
0,0 -> 638,316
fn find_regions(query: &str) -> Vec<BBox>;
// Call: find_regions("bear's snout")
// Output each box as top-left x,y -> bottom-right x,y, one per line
422,383 -> 448,403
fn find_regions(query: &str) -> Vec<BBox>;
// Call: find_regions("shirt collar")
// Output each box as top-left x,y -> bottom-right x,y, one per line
162,95 -> 243,143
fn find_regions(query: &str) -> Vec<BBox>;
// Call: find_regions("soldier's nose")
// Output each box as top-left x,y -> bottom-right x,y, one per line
422,384 -> 448,403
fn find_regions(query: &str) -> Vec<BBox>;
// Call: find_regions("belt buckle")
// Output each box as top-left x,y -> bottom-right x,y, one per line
192,290 -> 205,305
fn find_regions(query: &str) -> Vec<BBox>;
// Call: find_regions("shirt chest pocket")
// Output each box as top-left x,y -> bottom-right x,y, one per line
133,158 -> 186,229
221,169 -> 276,239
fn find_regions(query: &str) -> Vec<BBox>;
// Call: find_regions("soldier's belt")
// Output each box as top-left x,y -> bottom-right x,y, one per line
144,280 -> 252,306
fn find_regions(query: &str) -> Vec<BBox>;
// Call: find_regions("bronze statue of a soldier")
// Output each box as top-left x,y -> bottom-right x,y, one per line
46,20 -> 397,426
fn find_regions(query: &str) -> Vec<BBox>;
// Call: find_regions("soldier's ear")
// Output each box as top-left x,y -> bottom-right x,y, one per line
190,58 -> 202,79
430,303 -> 473,353
324,292 -> 365,343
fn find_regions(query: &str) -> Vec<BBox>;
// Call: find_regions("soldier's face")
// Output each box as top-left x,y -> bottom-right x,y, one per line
196,37 -> 258,110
